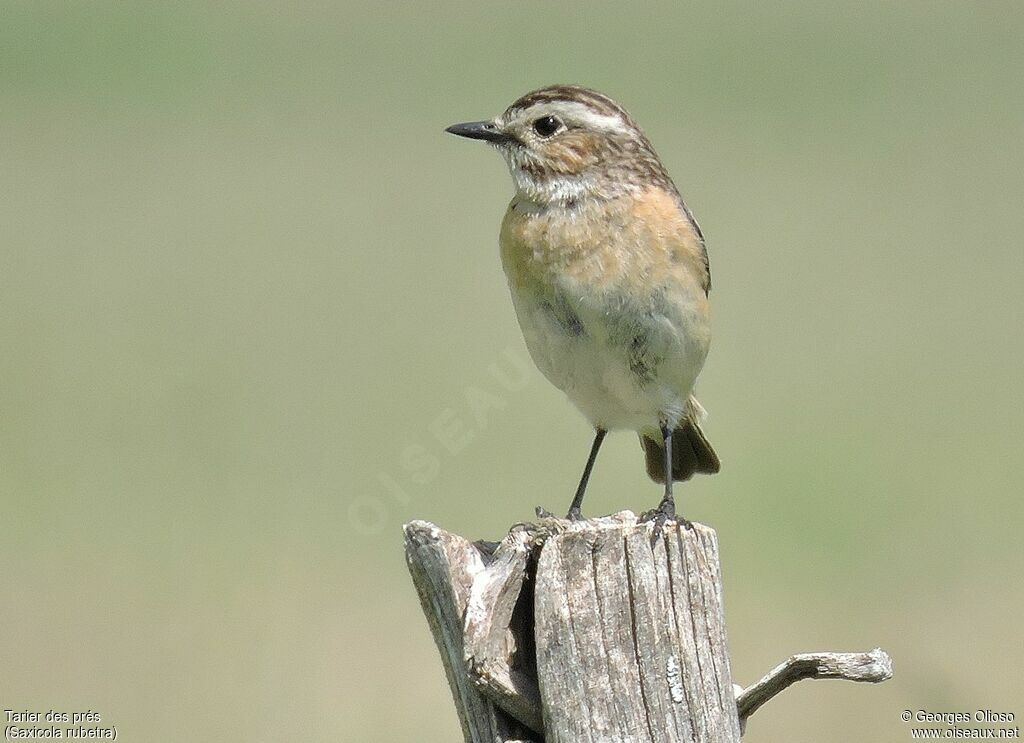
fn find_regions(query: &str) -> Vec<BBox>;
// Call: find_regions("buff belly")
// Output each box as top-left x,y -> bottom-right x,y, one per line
508,278 -> 708,435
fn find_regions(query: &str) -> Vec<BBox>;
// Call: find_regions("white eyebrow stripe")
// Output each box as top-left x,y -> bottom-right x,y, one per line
518,101 -> 627,134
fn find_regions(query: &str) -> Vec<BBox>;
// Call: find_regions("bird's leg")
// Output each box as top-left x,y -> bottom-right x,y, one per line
653,423 -> 677,520
565,428 -> 607,520
641,423 -> 691,529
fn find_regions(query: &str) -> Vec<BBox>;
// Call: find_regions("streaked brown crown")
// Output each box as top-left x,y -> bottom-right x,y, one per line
490,85 -> 681,203
503,85 -> 638,127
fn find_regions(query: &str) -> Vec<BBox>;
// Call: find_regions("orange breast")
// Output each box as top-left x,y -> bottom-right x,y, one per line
500,187 -> 709,300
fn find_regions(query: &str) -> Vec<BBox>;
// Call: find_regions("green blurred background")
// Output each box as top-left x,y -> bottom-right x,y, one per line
2,1 -> 1022,740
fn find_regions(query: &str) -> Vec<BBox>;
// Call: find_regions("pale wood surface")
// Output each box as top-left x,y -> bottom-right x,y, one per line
404,513 -> 891,742
735,648 -> 893,726
405,520 -> 540,743
533,516 -> 742,743
463,526 -> 544,733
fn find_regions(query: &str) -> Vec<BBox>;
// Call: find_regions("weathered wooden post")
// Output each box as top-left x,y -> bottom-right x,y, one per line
405,511 -> 891,742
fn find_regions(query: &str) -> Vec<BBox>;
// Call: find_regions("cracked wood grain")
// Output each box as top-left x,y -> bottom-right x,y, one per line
463,527 -> 544,734
736,649 -> 893,726
405,513 -> 891,742
533,517 -> 741,743
404,521 -> 541,743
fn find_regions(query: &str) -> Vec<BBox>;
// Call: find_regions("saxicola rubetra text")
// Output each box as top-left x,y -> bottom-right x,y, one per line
446,85 -> 720,522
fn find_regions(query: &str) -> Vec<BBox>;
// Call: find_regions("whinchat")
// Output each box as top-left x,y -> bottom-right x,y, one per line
446,85 -> 720,522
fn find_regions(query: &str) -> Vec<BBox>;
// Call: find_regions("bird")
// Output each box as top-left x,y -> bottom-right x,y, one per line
445,85 -> 720,522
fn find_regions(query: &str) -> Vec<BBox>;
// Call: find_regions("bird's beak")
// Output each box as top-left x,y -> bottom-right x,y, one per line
445,120 -> 509,143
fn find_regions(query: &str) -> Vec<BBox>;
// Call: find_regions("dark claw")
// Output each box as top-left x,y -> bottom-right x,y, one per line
638,506 -> 662,525
565,506 -> 585,522
638,494 -> 691,530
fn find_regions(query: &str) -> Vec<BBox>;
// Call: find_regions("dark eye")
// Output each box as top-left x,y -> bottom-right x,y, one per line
532,115 -> 561,137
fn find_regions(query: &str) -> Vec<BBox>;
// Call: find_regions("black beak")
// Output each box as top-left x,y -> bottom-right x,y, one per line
445,120 -> 509,143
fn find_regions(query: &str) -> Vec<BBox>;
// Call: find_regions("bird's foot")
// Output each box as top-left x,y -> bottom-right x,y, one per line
536,505 -> 586,522
639,494 -> 693,531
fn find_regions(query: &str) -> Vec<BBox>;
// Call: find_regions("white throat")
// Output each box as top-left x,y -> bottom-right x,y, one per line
509,166 -> 595,205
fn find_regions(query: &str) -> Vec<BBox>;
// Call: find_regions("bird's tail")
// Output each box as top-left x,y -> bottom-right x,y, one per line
640,397 -> 721,483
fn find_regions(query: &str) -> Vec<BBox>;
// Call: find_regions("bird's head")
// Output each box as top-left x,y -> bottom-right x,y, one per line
446,85 -> 674,206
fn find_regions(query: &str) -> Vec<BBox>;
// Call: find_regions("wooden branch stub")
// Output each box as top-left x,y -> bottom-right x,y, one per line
736,648 -> 893,725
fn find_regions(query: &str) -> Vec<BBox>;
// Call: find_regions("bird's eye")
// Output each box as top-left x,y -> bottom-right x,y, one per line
532,115 -> 561,137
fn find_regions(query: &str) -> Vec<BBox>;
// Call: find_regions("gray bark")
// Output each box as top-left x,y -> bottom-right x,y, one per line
735,649 -> 893,731
404,512 -> 891,742
405,520 -> 540,743
533,516 -> 741,743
